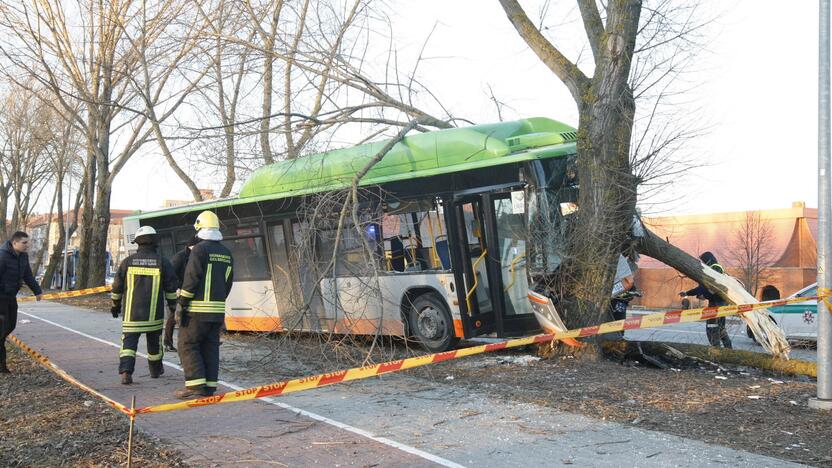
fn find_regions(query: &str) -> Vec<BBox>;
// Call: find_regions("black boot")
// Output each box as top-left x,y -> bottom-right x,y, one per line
0,362 -> 9,374
120,372 -> 133,385
163,342 -> 177,352
149,361 -> 164,378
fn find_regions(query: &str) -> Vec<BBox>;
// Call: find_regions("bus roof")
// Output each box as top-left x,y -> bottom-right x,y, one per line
127,117 -> 576,221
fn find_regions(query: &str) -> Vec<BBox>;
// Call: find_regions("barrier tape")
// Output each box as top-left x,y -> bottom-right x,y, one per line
820,288 -> 832,316
133,294 -> 819,415
17,285 -> 112,302
9,291 -> 822,417
7,334 -> 134,416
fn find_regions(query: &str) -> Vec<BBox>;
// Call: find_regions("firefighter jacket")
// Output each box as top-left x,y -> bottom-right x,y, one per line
171,247 -> 190,288
178,240 -> 233,322
111,245 -> 179,333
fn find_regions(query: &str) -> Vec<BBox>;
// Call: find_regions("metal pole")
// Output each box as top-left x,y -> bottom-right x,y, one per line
811,0 -> 832,411
127,395 -> 136,467
61,173 -> 71,291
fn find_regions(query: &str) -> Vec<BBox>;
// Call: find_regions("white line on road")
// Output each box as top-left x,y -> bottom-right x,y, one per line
18,309 -> 465,468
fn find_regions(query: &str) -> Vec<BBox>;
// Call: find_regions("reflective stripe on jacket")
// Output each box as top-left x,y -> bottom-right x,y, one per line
179,240 -> 234,321
111,246 -> 178,332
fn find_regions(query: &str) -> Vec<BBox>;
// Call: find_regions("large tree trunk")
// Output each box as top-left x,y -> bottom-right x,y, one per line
86,125 -> 113,288
78,113 -> 112,289
558,2 -> 642,328
76,134 -> 97,289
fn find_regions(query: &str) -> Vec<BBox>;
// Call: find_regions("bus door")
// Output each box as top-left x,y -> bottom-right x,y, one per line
448,191 -> 540,338
267,220 -> 298,324
448,196 -> 496,337
485,191 -> 539,336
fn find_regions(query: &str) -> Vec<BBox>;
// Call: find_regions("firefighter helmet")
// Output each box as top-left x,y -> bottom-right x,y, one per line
194,210 -> 220,231
132,225 -> 157,244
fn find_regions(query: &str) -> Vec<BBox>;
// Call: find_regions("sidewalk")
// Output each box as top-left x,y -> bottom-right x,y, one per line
12,301 -> 803,467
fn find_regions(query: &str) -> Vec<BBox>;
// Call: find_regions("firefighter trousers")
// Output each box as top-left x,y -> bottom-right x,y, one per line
705,317 -> 733,349
163,313 -> 176,347
178,319 -> 221,389
119,329 -> 164,375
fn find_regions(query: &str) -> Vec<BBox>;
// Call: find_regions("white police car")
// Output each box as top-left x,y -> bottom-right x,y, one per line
747,283 -> 818,342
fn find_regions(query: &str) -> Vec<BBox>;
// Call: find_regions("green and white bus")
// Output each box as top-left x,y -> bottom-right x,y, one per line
123,117 -> 579,351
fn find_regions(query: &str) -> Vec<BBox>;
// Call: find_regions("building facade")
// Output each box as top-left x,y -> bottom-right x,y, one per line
24,210 -> 134,278
635,202 -> 817,308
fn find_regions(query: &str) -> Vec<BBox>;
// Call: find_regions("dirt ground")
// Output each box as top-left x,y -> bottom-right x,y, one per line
53,293 -> 832,466
0,345 -> 186,467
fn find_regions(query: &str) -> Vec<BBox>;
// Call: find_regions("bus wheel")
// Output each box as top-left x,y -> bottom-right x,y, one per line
408,293 -> 458,352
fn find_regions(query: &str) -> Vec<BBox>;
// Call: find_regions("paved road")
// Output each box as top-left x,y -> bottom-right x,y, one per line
626,314 -> 817,362
10,301 -> 804,467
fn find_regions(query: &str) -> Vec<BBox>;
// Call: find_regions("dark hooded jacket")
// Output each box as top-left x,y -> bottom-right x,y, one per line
684,251 -> 725,307
0,240 -> 43,299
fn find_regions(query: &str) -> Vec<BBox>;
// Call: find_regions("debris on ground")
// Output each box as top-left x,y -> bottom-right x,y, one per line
495,355 -> 541,366
0,346 -> 186,467
222,333 -> 832,467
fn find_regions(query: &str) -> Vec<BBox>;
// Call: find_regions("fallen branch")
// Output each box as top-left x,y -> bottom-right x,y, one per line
635,226 -> 790,358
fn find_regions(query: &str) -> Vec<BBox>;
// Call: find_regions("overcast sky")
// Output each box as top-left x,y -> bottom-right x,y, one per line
109,1 -> 821,217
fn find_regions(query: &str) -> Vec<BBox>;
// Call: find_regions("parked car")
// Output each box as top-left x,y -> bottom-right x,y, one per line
747,283 -> 818,342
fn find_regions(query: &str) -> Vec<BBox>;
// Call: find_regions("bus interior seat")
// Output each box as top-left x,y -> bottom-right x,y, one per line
435,239 -> 451,269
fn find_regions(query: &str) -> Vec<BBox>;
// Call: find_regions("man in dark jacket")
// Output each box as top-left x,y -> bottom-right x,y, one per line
175,211 -> 233,399
0,231 -> 43,373
111,226 -> 178,384
680,251 -> 733,349
164,236 -> 200,352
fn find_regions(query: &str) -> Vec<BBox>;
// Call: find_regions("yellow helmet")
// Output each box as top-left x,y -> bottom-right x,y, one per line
194,211 -> 220,230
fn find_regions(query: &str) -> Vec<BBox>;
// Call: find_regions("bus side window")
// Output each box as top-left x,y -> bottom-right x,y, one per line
159,233 -> 175,259
222,236 -> 270,281
315,220 -> 381,278
381,199 -> 448,272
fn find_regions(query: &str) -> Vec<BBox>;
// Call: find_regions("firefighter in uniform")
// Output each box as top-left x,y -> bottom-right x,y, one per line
111,226 -> 179,384
175,211 -> 233,399
164,236 -> 201,352
680,251 -> 733,349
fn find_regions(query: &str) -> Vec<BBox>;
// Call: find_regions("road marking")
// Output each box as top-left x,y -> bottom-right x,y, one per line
17,308 -> 465,468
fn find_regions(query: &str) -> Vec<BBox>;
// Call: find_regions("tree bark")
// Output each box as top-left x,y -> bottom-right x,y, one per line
551,1 -> 642,328
76,128 -> 97,289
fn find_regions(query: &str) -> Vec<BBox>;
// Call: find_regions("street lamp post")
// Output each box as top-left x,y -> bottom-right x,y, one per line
811,0 -> 832,411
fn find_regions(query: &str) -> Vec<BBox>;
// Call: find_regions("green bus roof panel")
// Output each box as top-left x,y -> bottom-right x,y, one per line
127,118 -> 576,221
239,117 -> 576,198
